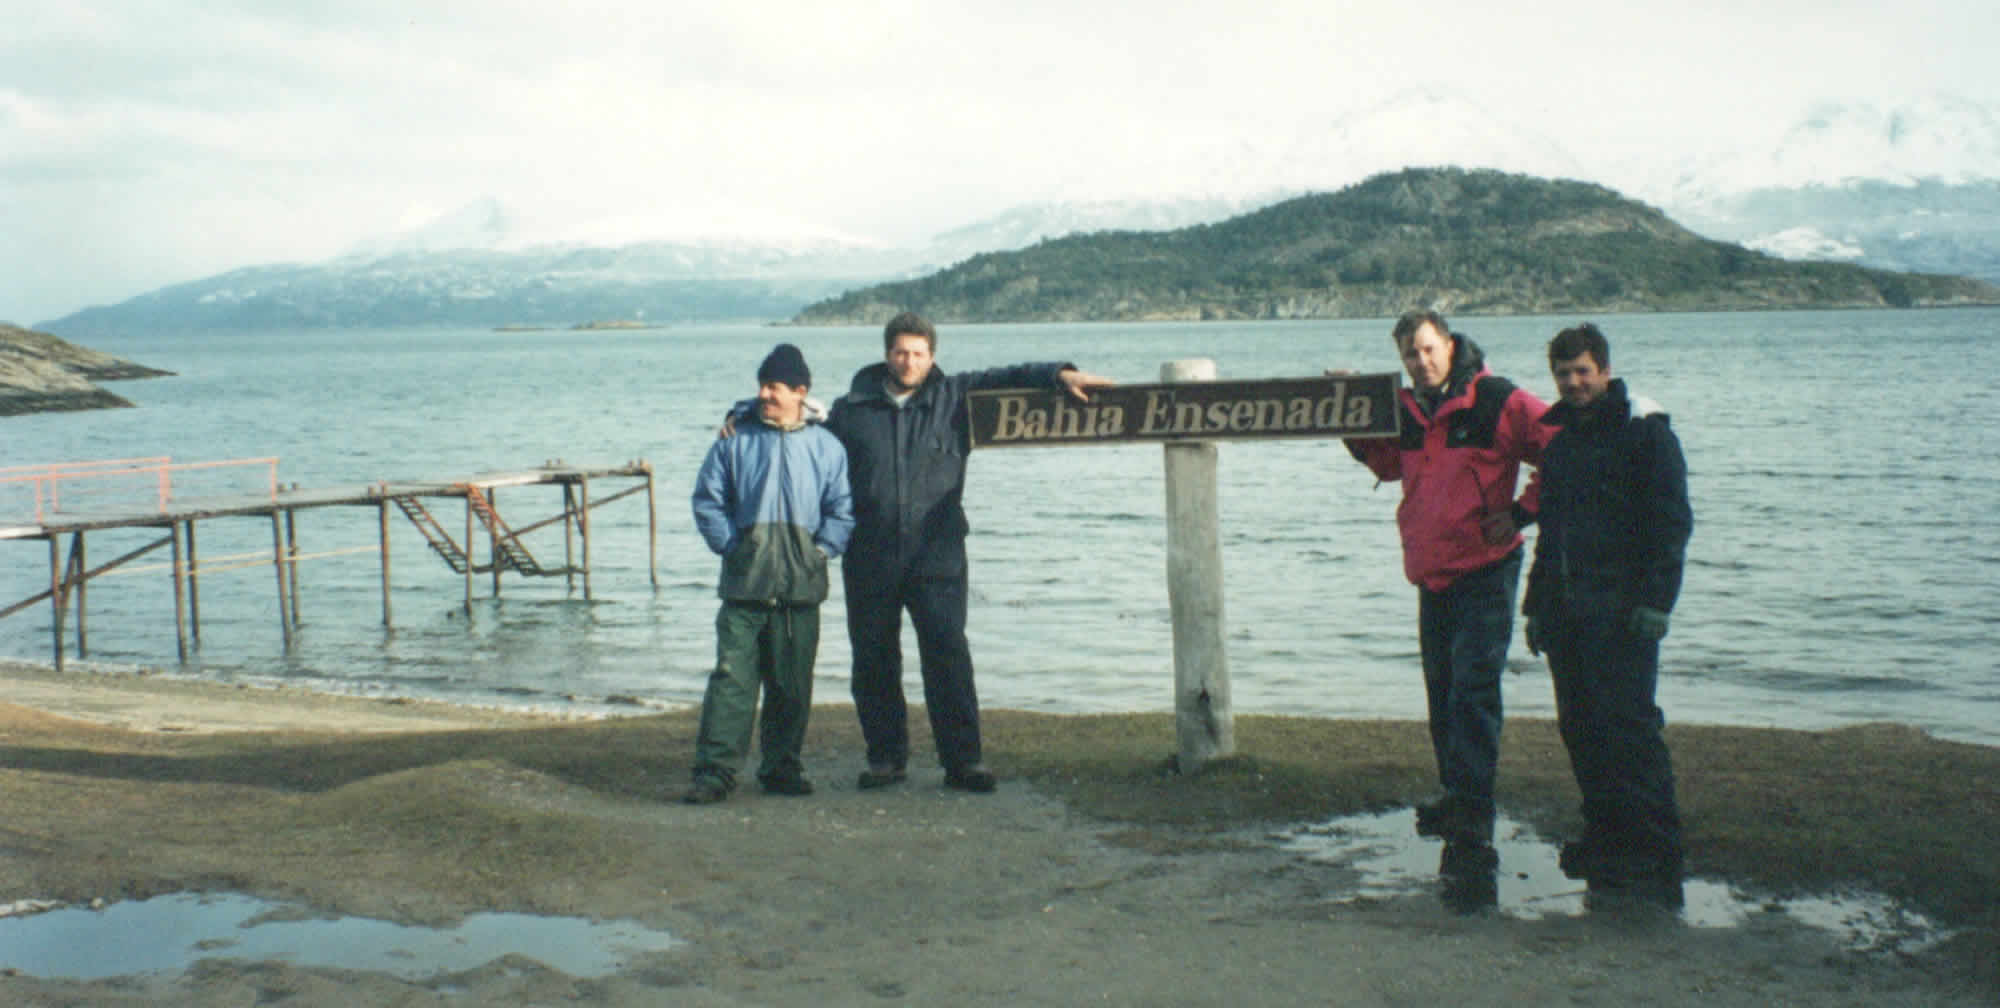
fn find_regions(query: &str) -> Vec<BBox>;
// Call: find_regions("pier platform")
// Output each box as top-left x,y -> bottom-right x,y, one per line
1,458 -> 657,671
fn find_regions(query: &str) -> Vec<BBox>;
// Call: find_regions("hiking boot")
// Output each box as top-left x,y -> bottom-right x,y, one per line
682,775 -> 730,805
1414,794 -> 1493,845
1582,850 -> 1685,911
856,764 -> 907,790
758,771 -> 815,796
1438,841 -> 1499,913
1559,836 -> 1621,880
1414,795 -> 1451,834
1586,871 -> 1685,912
943,764 -> 997,793
1561,833 -> 1683,883
1438,839 -> 1500,876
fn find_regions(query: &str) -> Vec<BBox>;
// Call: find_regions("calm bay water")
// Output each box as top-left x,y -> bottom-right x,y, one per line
4,311 -> 1997,746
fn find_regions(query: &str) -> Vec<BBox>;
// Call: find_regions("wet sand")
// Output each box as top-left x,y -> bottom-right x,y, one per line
0,660 -> 1990,1006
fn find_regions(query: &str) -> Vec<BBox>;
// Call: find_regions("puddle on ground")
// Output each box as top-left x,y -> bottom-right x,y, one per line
0,816 -> 1949,980
0,893 -> 680,981
1281,809 -> 1950,954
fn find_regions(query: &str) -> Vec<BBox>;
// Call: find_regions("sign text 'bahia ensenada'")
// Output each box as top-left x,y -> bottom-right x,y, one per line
968,373 -> 1401,448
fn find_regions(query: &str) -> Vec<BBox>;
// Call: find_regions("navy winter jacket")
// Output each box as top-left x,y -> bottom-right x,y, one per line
1524,378 -> 1692,623
827,359 -> 1071,586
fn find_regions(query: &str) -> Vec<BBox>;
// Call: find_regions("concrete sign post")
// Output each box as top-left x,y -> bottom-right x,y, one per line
969,367 -> 1400,772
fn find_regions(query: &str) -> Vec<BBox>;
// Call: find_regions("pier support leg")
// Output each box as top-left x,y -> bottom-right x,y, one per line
271,512 -> 294,651
186,520 -> 202,645
171,522 -> 189,662
378,499 -> 393,627
562,483 -> 577,592
578,478 -> 593,601
489,488 -> 502,597
286,509 -> 301,627
645,467 -> 658,588
463,494 -> 475,615
69,533 -> 88,657
1161,358 -> 1235,772
47,535 -> 65,674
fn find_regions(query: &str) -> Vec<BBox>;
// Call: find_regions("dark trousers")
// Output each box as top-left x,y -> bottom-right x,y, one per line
1416,549 -> 1521,823
1546,607 -> 1683,863
845,570 -> 981,771
693,601 -> 819,783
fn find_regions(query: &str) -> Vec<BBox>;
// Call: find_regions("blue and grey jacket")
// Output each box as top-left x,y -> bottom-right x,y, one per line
691,414 -> 853,605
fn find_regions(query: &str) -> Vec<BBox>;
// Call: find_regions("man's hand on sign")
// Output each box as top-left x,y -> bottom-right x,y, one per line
1059,368 -> 1116,402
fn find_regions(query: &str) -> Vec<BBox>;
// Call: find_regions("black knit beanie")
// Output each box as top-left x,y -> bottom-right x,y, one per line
757,343 -> 811,388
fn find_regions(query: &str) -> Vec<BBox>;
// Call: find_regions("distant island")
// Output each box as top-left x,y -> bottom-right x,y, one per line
794,167 -> 2000,324
0,323 -> 174,416
492,320 -> 666,332
567,320 -> 666,330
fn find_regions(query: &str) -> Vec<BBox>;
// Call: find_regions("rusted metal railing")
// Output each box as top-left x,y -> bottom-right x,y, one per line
0,457 -> 279,522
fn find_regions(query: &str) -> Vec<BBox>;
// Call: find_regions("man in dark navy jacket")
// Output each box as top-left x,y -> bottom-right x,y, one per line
1524,322 -> 1694,906
829,311 -> 1111,793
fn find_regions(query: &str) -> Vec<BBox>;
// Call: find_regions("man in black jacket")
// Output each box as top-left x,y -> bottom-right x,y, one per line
829,311 -> 1112,792
1524,323 -> 1693,906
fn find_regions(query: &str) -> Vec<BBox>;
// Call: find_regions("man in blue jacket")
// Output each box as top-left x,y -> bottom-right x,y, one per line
686,344 -> 853,804
1524,323 -> 1693,905
831,312 -> 1111,793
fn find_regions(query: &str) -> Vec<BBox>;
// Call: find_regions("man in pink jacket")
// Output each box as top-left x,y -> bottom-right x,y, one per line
1346,310 -> 1550,872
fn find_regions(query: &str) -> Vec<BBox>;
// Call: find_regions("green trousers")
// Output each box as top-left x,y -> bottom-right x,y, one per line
693,601 -> 820,783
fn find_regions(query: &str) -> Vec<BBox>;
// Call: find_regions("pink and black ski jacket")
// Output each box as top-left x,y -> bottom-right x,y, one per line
1347,334 -> 1551,593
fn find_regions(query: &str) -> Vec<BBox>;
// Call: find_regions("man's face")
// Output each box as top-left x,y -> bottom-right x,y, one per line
884,332 -> 935,391
757,380 -> 808,426
1551,353 -> 1612,409
1399,322 -> 1454,391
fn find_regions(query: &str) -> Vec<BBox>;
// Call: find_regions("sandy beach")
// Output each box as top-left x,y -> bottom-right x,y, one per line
0,659 -> 1992,1006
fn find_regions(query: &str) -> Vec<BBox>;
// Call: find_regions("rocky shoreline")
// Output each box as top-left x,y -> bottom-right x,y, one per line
0,323 -> 173,416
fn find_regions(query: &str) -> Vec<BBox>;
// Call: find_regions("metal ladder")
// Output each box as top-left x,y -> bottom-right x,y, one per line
463,485 -> 546,576
392,495 -> 469,573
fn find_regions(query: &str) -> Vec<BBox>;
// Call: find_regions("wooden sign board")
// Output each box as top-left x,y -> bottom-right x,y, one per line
968,373 -> 1401,448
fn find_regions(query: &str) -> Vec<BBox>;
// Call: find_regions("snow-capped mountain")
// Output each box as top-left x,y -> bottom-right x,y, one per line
34,194 -> 944,332
38,90 -> 2000,333
46,238 -> 935,333
976,92 -> 2000,285
1742,227 -> 1865,262
344,197 -> 515,258
1045,90 -> 1590,210
344,197 -> 882,259
916,91 -> 1592,266
1645,94 -> 2000,206
1639,95 -> 2000,284
918,197 -> 1271,267
1262,90 -> 1591,195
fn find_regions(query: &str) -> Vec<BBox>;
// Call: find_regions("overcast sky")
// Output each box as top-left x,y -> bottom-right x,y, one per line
5,0 -> 1995,326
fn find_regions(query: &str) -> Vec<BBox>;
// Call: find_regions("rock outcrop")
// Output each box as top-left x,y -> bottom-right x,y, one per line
0,324 -> 174,417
